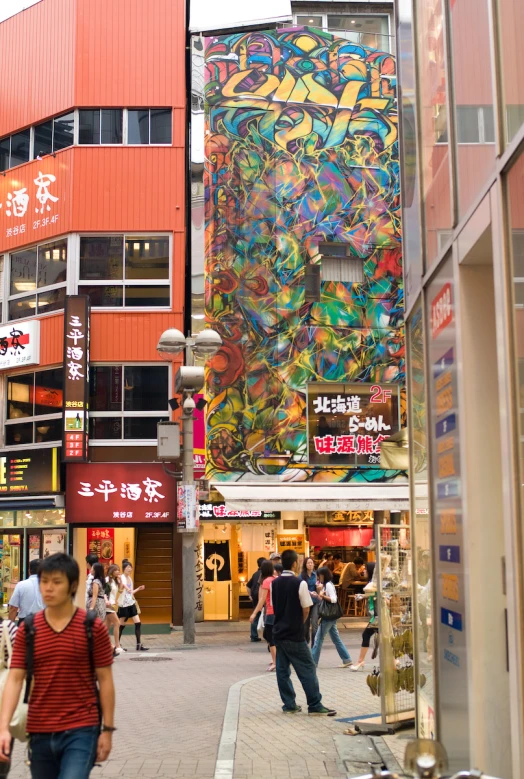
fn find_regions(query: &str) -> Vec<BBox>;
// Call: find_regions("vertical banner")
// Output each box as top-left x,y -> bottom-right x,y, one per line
62,296 -> 90,462
177,484 -> 200,531
194,529 -> 204,622
193,394 -> 206,478
86,528 -> 115,574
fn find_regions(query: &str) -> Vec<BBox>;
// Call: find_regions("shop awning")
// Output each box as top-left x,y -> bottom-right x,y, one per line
0,495 -> 64,509
213,482 -> 426,513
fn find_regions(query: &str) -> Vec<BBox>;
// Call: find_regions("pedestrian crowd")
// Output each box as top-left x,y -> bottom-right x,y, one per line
247,548 -> 378,716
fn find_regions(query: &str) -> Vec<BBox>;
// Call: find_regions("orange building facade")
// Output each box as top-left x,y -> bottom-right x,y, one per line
0,0 -> 186,628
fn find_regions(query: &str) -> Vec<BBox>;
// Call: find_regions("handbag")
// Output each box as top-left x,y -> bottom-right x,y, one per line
0,621 -> 28,741
318,598 -> 343,621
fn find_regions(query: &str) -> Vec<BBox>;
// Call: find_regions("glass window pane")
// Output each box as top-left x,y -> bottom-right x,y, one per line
53,112 -> 74,151
123,366 -> 168,411
10,248 -> 37,295
89,366 -> 122,412
7,373 -> 34,419
37,286 -> 66,315
80,236 -> 123,280
450,1 -> 496,216
37,238 -> 67,288
124,285 -> 170,307
90,417 -> 123,440
34,369 -> 62,415
124,416 -> 168,439
150,109 -> 172,144
499,1 -> 524,144
35,418 -> 62,443
296,14 -> 323,26
34,121 -> 53,157
79,110 -> 100,144
128,110 -> 149,144
101,109 -> 122,144
9,296 -> 37,320
78,285 -> 123,307
483,106 -> 495,143
125,236 -> 169,279
417,0 -> 452,266
10,130 -> 30,167
5,422 -> 33,446
0,138 -> 9,172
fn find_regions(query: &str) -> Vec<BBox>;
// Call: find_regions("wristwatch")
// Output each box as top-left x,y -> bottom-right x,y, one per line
101,725 -> 117,733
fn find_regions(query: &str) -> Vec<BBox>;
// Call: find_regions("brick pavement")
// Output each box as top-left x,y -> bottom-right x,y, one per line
5,625 -> 389,779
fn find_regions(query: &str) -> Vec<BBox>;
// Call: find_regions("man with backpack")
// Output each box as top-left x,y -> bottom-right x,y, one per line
0,553 -> 115,779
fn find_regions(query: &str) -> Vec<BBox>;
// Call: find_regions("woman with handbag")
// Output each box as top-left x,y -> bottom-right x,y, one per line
311,567 -> 353,668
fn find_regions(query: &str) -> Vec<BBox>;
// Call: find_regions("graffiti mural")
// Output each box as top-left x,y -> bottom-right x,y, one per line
204,27 -> 404,483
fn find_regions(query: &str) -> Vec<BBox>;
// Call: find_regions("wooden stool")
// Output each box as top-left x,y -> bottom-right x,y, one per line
346,595 -> 358,617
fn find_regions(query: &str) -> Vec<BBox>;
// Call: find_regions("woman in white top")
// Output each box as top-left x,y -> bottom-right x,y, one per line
311,567 -> 353,667
117,559 -> 148,651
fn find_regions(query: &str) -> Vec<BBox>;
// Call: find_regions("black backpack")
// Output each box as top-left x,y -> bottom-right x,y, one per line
23,611 -> 101,725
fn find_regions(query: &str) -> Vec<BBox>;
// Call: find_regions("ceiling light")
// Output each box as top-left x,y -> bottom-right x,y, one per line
133,242 -> 140,251
14,282 -> 36,292
45,251 -> 50,260
52,249 -> 60,260
144,242 -> 150,251
351,20 -> 356,24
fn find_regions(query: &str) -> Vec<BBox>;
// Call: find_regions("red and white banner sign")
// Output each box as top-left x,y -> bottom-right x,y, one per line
67,463 -> 176,523
431,282 -> 453,339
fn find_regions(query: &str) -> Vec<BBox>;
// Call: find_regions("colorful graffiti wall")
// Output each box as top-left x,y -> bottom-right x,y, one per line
204,27 -> 404,483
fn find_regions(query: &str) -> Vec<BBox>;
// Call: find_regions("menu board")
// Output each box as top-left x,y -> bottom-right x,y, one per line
427,259 -> 469,763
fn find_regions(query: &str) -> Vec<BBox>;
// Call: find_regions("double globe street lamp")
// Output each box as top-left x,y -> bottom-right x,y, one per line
156,327 -> 222,644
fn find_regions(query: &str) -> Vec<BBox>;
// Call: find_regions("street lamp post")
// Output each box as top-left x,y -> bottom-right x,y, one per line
157,328 -> 222,645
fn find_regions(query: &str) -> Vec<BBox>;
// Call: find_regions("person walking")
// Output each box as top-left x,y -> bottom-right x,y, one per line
87,563 -> 107,623
0,553 -> 115,779
105,565 -> 124,655
85,553 -> 99,609
117,560 -> 148,651
300,557 -> 320,647
311,567 -> 353,668
0,617 -> 18,777
246,557 -> 265,643
249,560 -> 277,671
8,560 -> 43,624
272,549 -> 336,716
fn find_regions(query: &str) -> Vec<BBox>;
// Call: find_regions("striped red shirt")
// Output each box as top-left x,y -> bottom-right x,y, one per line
11,608 -> 113,733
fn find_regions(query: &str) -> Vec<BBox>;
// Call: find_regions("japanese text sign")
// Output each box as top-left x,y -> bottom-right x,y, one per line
0,320 -> 40,371
199,502 -> 281,520
87,528 -> 115,573
177,484 -> 199,531
62,296 -> 90,462
66,463 -> 176,523
307,382 -> 400,467
0,447 -> 60,494
0,162 -> 64,249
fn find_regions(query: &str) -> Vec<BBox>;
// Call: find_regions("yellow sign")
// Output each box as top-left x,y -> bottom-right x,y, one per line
442,574 -> 459,602
277,535 -> 305,554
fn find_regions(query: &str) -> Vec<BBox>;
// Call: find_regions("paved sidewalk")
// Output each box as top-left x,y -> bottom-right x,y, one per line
5,626 -> 392,779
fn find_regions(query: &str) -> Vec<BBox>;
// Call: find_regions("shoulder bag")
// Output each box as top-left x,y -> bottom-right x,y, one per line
318,597 -> 343,621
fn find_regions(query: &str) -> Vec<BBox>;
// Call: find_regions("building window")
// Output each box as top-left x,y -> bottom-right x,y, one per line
89,365 -> 169,441
456,105 -> 495,144
0,129 -> 30,172
327,14 -> 390,51
128,109 -> 172,144
5,368 -> 63,446
78,235 -> 170,308
319,243 -> 365,284
296,14 -> 323,26
8,238 -> 67,321
34,112 -> 74,157
79,109 -> 123,145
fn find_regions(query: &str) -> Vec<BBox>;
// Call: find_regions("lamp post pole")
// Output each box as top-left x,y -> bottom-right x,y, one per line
181,393 -> 196,645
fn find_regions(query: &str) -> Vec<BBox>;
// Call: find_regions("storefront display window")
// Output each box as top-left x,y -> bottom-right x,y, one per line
416,0 -> 453,266
498,0 -> 524,144
6,369 -> 63,445
408,301 -> 435,739
449,0 -> 496,216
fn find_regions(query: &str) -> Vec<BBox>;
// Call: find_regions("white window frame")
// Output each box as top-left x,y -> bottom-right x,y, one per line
5,233 -> 72,324
125,108 -> 173,146
4,365 -> 63,450
77,108 -> 124,147
89,361 -> 171,446
77,232 -> 172,311
455,105 -> 496,146
293,10 -> 393,52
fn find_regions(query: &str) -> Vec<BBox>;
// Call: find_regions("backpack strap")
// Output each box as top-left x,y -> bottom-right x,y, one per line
23,614 -> 36,705
84,611 -> 102,728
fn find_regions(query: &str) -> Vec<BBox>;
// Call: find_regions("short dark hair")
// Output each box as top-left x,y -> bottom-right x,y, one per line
92,562 -> 105,581
317,566 -> 333,583
38,553 -> 79,591
281,549 -> 298,570
29,559 -> 40,576
260,560 -> 274,580
257,557 -> 266,568
353,556 -> 364,567
122,559 -> 132,570
274,563 -> 283,574
86,553 -> 99,566
333,553 -> 342,560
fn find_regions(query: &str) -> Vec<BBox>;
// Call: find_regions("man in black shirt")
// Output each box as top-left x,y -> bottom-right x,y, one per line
272,549 -> 336,716
246,557 -> 265,642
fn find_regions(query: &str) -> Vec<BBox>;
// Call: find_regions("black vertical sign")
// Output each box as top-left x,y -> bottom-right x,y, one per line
62,296 -> 90,462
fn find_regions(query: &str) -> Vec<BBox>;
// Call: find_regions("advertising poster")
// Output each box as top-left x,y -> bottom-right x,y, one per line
42,531 -> 66,558
28,535 -> 40,562
277,535 -> 305,554
87,528 -> 115,573
307,383 -> 400,467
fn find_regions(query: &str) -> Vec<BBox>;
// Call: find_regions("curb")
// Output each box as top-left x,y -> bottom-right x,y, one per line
214,674 -> 266,779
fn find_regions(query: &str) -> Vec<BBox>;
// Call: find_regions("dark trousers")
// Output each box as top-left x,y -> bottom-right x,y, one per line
275,639 -> 323,712
29,725 -> 99,779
